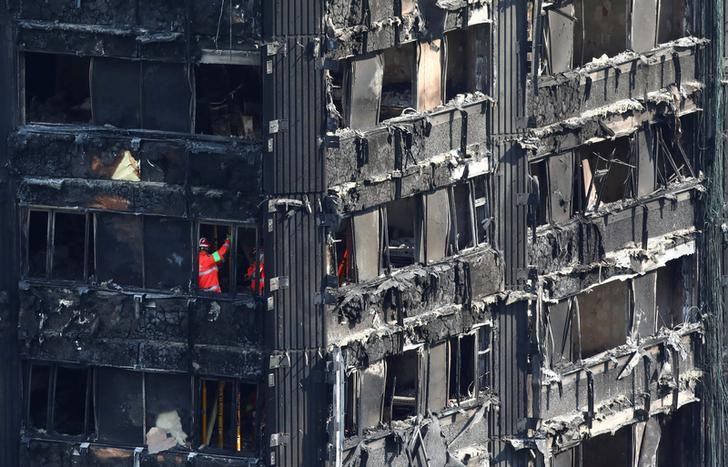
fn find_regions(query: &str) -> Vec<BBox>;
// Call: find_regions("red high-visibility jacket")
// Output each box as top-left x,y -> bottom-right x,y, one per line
198,240 -> 229,293
246,259 -> 265,295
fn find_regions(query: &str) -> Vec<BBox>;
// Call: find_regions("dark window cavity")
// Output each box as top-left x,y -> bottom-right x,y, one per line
383,350 -> 419,422
24,52 -> 91,124
198,379 -> 258,453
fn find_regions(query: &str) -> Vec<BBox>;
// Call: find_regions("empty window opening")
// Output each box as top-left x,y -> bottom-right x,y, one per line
384,350 -> 419,422
658,0 -> 686,43
547,299 -> 575,367
199,379 -> 257,453
574,0 -> 629,66
195,65 -> 261,138
330,219 -> 355,285
198,224 -> 233,294
344,372 -> 358,436
91,58 -> 192,132
51,212 -> 87,281
27,211 -> 49,278
449,334 -> 476,402
28,364 -> 51,430
235,226 -> 259,293
53,367 -> 89,435
327,67 -> 346,130
655,123 -> 696,188
385,197 -> 421,268
581,426 -> 632,467
26,364 -> 92,436
472,176 -> 493,245
477,326 -> 491,391
380,44 -> 415,121
445,25 -> 489,100
24,53 -> 91,124
96,368 -> 143,445
453,184 -> 475,250
529,160 -> 549,227
95,213 -> 144,288
145,373 -> 192,453
578,138 -> 634,211
656,257 -> 689,329
144,217 -> 192,290
577,280 -> 629,358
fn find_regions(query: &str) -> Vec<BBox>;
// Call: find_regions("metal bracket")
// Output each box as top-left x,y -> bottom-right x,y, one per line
268,119 -> 288,134
270,433 -> 290,447
269,276 -> 289,292
269,353 -> 291,369
266,42 -> 286,56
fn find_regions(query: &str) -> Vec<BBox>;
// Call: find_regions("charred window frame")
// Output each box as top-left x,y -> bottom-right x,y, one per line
383,349 -> 422,423
576,138 -> 635,213
444,23 -> 491,101
383,196 -> 423,270
196,221 -> 261,295
448,333 -> 478,404
25,363 -> 94,438
529,152 -> 575,226
196,378 -> 259,454
21,209 -> 94,282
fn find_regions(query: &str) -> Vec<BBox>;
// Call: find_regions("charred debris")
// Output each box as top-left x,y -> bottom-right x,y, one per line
0,0 -> 725,466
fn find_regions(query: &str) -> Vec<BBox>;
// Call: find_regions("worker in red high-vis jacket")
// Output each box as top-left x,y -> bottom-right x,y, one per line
198,235 -> 231,293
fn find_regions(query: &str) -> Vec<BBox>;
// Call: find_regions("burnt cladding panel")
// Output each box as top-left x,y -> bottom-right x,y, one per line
268,352 -> 327,467
492,0 -> 528,135
263,0 -> 322,37
490,302 -> 528,437
266,196 -> 325,349
494,141 -> 527,288
264,37 -> 324,194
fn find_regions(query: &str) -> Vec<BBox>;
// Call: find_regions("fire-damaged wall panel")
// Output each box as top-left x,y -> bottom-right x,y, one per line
263,0 -> 321,37
492,0 -> 528,135
490,302 -> 528,443
264,36 -> 324,194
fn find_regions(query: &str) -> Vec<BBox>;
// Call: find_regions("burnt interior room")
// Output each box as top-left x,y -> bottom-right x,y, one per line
24,52 -> 91,124
330,218 -> 354,285
380,44 -> 415,121
449,334 -> 476,402
384,350 -> 419,422
195,64 -> 262,138
577,138 -> 634,210
577,280 -> 629,358
581,427 -> 632,467
445,25 -> 488,100
385,196 -> 419,268
199,379 -> 258,453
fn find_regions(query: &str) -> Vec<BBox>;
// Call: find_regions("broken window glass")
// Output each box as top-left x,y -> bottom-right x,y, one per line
445,25 -> 489,100
577,280 -> 629,358
359,361 -> 386,431
383,350 -> 419,422
27,210 -> 49,278
380,44 -> 416,121
629,0 -> 659,53
453,183 -> 475,251
632,273 -> 657,339
198,379 -> 257,453
144,217 -> 192,290
449,334 -> 476,402
95,213 -> 144,287
385,197 -> 422,268
96,368 -> 144,445
195,64 -> 262,138
24,52 -> 91,124
51,212 -> 87,281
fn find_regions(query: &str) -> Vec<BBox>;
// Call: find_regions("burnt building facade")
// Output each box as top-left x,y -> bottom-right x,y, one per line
0,0 -> 726,466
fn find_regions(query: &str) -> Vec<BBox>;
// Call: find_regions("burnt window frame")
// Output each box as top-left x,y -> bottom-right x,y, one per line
19,51 -> 263,139
448,331 -> 480,404
21,208 -> 94,283
382,347 -> 423,423
195,376 -> 260,455
195,220 -> 261,296
24,362 -> 95,439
